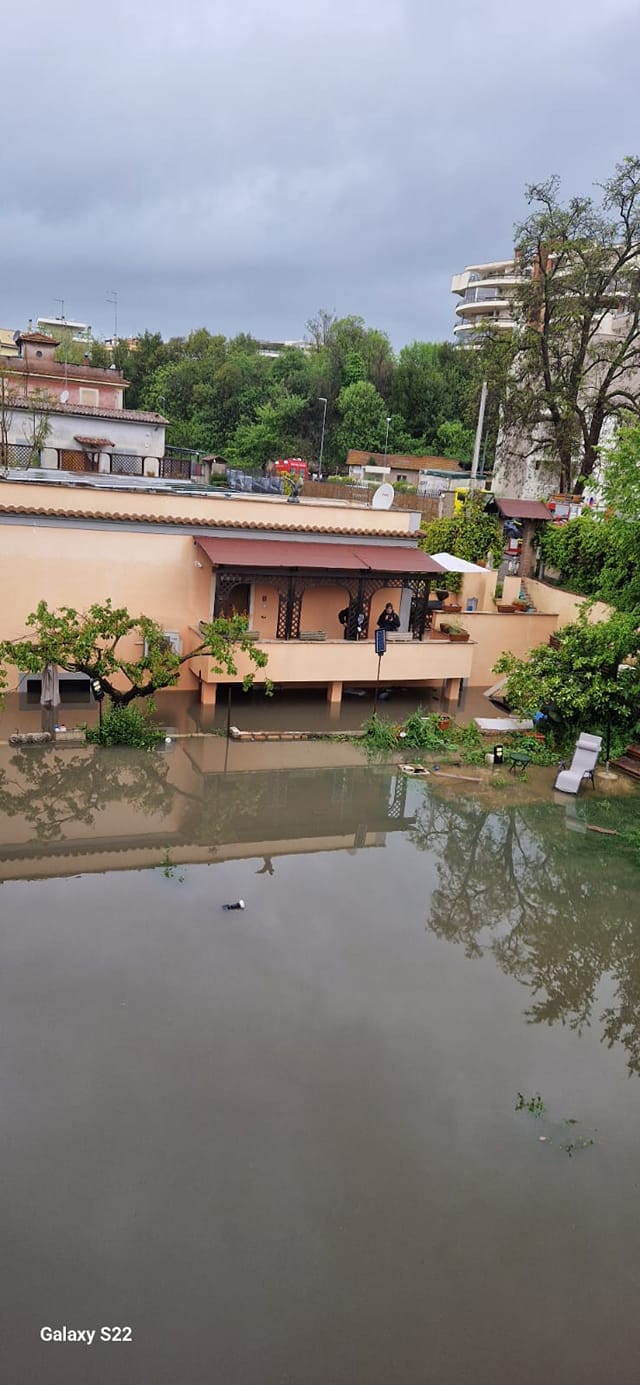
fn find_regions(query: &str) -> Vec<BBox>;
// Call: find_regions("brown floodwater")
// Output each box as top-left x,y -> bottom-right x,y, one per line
0,679 -> 491,740
1,742 -> 640,1384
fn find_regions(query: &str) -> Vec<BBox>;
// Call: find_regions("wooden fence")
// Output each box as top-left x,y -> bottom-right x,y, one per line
302,479 -> 439,522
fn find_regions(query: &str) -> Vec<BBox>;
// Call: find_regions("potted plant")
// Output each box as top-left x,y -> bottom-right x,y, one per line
442,622 -> 470,642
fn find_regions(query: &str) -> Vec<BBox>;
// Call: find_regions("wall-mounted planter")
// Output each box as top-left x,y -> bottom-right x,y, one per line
496,603 -> 515,613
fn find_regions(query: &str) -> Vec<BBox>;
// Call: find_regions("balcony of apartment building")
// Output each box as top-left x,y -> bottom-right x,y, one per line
187,537 -> 474,708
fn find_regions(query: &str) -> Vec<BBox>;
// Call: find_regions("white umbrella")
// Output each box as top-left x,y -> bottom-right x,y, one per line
40,662 -> 61,709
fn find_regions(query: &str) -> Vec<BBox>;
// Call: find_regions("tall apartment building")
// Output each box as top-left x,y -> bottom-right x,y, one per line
450,258 -> 522,341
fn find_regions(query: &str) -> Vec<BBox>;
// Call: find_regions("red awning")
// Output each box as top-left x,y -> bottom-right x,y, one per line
74,435 -> 114,449
494,498 -> 551,521
195,536 -> 444,574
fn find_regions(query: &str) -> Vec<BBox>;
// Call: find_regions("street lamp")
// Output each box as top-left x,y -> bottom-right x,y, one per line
318,397 -> 327,478
384,415 -> 391,459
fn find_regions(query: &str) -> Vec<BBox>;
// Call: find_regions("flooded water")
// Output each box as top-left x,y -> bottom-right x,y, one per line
0,679 -> 490,739
2,741 -> 640,1384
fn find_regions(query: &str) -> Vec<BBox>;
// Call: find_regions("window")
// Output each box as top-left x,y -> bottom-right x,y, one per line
79,387 -> 99,406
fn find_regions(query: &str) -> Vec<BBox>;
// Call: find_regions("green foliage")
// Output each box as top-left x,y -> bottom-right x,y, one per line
494,608 -> 640,741
434,419 -> 475,464
55,318 -> 479,473
335,380 -> 388,456
160,847 -> 185,881
421,493 -> 503,565
600,416 -> 640,518
392,341 -> 476,453
401,710 -> 457,751
0,601 -> 268,707
360,714 -> 398,752
515,1092 -> 546,1117
86,703 -> 163,749
539,512 -> 640,611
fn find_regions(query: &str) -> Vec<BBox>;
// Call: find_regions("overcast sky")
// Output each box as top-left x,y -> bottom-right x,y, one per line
1,0 -> 639,349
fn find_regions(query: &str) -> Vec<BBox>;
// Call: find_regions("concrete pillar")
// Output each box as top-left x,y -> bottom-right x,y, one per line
443,677 -> 462,707
327,681 -> 343,707
200,681 -> 217,707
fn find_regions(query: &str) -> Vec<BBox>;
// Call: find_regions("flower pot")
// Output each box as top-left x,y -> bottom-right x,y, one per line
448,631 -> 470,643
513,601 -> 528,612
445,602 -> 462,613
496,604 -> 515,613
437,716 -> 451,731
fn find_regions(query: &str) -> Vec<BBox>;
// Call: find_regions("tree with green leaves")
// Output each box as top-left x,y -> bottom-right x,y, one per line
600,415 -> 640,517
490,155 -> 640,494
335,379 -> 388,458
420,492 -> 503,565
539,509 -> 640,613
392,341 -> 476,454
0,600 -> 269,709
493,608 -> 640,748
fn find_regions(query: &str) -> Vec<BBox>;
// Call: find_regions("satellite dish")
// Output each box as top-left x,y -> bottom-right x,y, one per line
371,483 -> 394,510
60,389 -> 69,403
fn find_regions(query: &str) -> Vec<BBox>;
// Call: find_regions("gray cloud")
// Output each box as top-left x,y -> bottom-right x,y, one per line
1,0 -> 639,347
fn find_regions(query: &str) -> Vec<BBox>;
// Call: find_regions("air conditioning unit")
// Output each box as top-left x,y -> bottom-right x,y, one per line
144,630 -> 183,656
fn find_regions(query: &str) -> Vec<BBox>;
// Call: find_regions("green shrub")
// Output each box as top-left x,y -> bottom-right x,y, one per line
359,713 -> 398,753
86,703 -> 164,749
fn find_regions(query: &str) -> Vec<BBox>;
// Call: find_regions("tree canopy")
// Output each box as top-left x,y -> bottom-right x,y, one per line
420,492 -> 503,565
0,600 -> 268,707
69,316 -> 480,474
493,609 -> 640,744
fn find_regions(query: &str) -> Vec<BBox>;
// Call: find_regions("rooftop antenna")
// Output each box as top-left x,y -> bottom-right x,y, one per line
54,298 -> 65,323
106,290 -> 118,344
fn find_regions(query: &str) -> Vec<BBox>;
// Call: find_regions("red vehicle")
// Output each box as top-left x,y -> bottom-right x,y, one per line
272,458 -> 309,480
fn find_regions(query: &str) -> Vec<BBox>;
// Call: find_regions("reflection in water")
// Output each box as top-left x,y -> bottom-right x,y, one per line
0,743 -> 415,863
411,789 -> 640,1075
1,745 -> 639,1073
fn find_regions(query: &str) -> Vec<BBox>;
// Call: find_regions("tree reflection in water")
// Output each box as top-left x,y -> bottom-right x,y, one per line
0,748 -> 176,843
411,789 -> 640,1076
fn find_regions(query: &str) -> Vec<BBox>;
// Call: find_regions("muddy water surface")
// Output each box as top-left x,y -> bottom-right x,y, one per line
1,744 -> 640,1384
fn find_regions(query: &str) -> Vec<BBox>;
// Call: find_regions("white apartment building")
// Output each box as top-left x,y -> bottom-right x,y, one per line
450,258 -> 522,341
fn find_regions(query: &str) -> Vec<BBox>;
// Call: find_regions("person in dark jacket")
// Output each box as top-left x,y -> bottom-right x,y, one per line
339,605 -> 366,639
377,603 -> 400,632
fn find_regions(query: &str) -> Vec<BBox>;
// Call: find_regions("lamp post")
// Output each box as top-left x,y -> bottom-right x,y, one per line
318,397 -> 328,478
384,416 -> 391,460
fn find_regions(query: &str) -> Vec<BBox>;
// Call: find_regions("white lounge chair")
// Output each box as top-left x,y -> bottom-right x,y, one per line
554,733 -> 602,795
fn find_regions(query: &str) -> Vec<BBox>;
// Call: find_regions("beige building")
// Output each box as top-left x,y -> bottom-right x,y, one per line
0,476 -> 599,714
